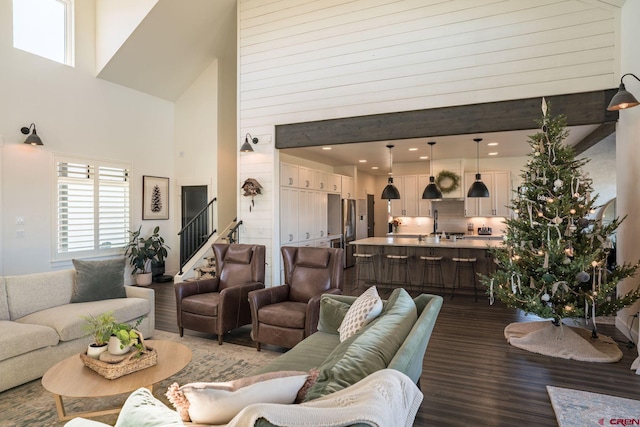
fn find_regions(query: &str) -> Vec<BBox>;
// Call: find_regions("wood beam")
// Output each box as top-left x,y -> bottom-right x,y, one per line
275,89 -> 619,149
572,122 -> 617,155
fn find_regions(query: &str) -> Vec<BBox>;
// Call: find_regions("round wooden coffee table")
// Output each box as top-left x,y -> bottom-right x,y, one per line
42,340 -> 191,421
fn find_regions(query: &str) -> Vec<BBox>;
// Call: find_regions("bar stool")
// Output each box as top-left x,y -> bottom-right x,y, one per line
386,253 -> 410,289
451,257 -> 478,301
353,253 -> 377,291
418,255 -> 445,293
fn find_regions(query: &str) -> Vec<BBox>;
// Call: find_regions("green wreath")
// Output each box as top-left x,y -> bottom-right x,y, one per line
435,170 -> 461,194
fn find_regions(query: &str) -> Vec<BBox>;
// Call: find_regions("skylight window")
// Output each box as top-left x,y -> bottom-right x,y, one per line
12,0 -> 74,66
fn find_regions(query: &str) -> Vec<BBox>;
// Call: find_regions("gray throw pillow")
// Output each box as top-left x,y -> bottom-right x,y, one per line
71,258 -> 127,303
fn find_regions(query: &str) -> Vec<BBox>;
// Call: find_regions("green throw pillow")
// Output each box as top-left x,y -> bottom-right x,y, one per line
71,258 -> 127,303
316,295 -> 351,334
303,288 -> 417,401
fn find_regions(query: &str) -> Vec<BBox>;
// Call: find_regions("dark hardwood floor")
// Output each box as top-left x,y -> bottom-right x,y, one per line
150,269 -> 640,426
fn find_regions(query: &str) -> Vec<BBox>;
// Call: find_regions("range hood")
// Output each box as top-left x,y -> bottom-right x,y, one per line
431,199 -> 465,214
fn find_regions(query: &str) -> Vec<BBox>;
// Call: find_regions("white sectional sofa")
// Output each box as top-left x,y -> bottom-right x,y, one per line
0,267 -> 155,392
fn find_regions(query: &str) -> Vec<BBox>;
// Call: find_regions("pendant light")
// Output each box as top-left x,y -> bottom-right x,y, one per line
422,141 -> 443,199
467,138 -> 490,198
381,144 -> 400,200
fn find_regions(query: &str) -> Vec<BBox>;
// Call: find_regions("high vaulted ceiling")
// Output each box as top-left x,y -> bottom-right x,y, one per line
96,0 -> 236,101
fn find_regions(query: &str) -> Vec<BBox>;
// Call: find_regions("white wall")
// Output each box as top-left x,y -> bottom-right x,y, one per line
95,0 -> 158,73
238,0 -> 621,285
580,134 -> 616,207
0,0 -> 175,276
615,0 -> 640,342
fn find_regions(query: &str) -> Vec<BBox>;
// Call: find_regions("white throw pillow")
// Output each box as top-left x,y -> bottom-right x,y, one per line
180,373 -> 308,425
113,387 -> 183,427
338,285 -> 383,342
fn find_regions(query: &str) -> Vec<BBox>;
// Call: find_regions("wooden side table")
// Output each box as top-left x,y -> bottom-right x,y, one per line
42,340 -> 191,421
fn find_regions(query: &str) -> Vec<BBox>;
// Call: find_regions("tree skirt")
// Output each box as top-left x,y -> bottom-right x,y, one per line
504,321 -> 623,363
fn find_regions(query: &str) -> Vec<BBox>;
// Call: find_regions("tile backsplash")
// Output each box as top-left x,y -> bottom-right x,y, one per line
391,200 -> 508,235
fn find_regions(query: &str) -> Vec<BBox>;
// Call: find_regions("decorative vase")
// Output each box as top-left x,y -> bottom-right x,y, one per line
136,272 -> 153,286
108,335 -> 130,355
86,343 -> 108,359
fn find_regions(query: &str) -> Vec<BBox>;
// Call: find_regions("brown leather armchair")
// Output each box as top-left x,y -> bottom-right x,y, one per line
174,243 -> 265,344
248,246 -> 343,350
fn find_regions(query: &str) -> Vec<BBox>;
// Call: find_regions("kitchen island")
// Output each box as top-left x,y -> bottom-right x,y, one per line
350,237 -> 504,298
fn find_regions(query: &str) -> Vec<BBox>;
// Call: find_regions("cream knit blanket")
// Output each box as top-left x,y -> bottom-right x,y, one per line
225,369 -> 423,427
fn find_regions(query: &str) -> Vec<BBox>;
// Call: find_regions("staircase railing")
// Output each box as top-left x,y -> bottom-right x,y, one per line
227,219 -> 243,244
178,197 -> 216,274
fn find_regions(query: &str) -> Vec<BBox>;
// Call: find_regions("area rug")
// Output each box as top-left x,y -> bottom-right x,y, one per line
504,321 -> 623,362
547,385 -> 640,427
0,330 -> 280,426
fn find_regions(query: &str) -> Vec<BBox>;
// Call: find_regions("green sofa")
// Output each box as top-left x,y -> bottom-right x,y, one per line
252,288 -> 443,426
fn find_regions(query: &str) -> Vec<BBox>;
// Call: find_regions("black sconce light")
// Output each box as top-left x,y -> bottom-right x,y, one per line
381,144 -> 400,200
240,133 -> 259,152
467,138 -> 489,198
20,123 -> 44,146
607,73 -> 640,111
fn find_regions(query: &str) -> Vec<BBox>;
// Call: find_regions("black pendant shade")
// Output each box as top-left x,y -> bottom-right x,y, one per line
607,74 -> 640,111
467,174 -> 490,198
467,138 -> 489,198
381,144 -> 400,200
382,176 -> 401,199
422,141 -> 443,199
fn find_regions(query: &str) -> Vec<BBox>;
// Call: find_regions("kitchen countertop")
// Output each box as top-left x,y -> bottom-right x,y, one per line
351,237 -> 504,249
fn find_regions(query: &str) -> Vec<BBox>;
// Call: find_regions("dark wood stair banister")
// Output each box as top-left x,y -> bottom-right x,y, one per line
178,197 -> 217,274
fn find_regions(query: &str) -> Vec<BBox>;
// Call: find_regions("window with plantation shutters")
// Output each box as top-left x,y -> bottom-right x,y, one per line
55,156 -> 130,259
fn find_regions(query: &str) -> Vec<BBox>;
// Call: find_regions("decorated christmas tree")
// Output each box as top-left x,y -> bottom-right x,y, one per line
481,99 -> 640,335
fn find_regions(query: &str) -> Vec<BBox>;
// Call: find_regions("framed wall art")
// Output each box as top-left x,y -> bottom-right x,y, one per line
143,176 -> 169,220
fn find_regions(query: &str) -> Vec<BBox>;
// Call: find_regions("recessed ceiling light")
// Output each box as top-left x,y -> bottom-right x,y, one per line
408,148 -> 418,151
322,147 -> 332,150
419,156 -> 429,160
371,166 -> 379,170
359,159 -> 367,163
488,152 -> 498,156
487,142 -> 499,146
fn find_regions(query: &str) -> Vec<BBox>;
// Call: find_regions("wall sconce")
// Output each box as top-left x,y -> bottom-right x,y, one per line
607,73 -> 639,111
20,123 -> 44,146
240,133 -> 259,152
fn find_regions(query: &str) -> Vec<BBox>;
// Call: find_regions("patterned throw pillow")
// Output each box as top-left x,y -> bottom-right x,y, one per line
338,286 -> 383,342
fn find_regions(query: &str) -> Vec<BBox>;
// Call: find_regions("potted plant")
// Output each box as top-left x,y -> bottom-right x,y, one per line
81,311 -> 116,359
108,316 -> 146,356
146,226 -> 170,279
124,226 -> 169,286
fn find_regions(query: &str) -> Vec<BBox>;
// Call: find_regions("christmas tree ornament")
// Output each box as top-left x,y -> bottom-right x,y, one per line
554,178 -> 563,188
542,293 -> 550,302
576,271 -> 590,283
562,257 -> 571,265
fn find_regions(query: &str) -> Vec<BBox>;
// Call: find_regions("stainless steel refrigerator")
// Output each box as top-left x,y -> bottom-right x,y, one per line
342,198 -> 356,268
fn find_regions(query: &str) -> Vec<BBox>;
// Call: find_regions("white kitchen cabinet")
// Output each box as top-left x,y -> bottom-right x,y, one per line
298,166 -> 313,189
314,170 -> 328,191
298,189 -> 315,243
314,191 -> 328,239
390,175 -> 419,217
341,176 -> 354,199
280,162 -> 299,187
464,171 -> 511,217
417,175 -> 434,217
280,187 -> 299,243
328,173 -> 342,194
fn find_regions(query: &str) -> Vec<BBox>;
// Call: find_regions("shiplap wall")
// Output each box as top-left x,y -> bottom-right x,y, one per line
237,0 -> 620,285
